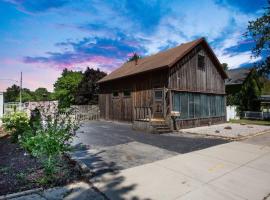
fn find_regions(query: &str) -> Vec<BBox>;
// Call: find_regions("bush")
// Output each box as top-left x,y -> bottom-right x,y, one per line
2,112 -> 30,142
20,109 -> 78,177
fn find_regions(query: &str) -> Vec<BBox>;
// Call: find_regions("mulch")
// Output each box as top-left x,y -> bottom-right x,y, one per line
0,132 -> 82,196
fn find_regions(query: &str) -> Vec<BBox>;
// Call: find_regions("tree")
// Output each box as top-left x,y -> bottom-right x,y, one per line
75,67 -> 107,105
4,84 -> 20,102
20,88 -> 34,102
221,63 -> 228,71
34,87 -> 50,101
54,69 -> 83,109
127,53 -> 141,63
238,69 -> 262,112
245,1 -> 270,76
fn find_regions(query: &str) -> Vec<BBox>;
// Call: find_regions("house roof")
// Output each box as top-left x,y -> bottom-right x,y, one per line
98,37 -> 227,83
225,68 -> 252,85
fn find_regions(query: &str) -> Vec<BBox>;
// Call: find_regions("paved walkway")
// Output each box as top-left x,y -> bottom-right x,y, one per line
93,133 -> 270,200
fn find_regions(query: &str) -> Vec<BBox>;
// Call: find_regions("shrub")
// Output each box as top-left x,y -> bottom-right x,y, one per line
20,108 -> 78,177
2,112 -> 30,142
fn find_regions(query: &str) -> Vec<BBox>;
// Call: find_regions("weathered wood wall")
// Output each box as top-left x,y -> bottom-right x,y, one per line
169,45 -> 225,94
99,69 -> 168,121
168,44 -> 226,128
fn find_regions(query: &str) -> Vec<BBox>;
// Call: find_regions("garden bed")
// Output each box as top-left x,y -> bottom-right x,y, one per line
0,132 -> 82,196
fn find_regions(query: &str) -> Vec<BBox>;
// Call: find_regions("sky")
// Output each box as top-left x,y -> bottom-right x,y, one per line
0,0 -> 267,92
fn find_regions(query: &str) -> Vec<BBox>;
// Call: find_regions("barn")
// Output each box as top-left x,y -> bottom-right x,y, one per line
98,38 -> 228,132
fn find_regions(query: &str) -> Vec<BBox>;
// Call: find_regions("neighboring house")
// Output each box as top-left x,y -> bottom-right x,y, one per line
98,38 -> 228,130
225,68 -> 253,96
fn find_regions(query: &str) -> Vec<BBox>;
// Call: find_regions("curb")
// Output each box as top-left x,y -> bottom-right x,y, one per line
0,188 -> 43,200
64,153 -> 92,178
179,130 -> 270,141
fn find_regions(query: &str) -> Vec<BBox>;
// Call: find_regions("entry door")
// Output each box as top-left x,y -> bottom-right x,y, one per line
153,89 -> 164,119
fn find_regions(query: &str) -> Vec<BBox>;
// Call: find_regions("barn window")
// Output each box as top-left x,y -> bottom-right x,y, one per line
112,91 -> 119,97
154,90 -> 163,100
198,54 -> 205,69
123,90 -> 131,97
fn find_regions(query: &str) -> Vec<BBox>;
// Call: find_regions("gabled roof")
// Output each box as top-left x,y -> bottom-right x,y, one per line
225,68 -> 252,85
98,37 -> 227,83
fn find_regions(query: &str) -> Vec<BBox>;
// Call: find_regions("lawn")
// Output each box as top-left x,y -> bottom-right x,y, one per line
230,119 -> 270,126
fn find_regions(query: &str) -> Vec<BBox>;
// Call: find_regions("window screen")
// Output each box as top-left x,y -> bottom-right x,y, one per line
172,92 -> 225,119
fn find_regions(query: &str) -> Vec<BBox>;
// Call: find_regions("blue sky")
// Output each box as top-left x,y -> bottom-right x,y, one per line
0,0 -> 267,91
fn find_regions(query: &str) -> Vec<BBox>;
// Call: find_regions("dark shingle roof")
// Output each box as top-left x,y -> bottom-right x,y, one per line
98,38 -> 227,83
225,68 -> 252,85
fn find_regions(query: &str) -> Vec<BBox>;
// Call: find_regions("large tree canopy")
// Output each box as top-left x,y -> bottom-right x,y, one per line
4,84 -> 20,102
4,85 -> 53,103
246,1 -> 270,76
34,88 -> 50,101
54,69 -> 83,109
75,67 -> 106,105
238,70 -> 262,111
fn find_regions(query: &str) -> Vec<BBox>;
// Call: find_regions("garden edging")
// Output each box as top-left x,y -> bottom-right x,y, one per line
0,188 -> 43,200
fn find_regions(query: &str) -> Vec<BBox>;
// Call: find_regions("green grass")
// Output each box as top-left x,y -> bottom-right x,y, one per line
230,119 -> 270,126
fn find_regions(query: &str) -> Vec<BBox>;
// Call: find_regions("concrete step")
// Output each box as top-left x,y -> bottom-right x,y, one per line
152,123 -> 172,134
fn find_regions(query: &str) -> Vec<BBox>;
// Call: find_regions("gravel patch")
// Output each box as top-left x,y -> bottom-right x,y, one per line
180,123 -> 270,139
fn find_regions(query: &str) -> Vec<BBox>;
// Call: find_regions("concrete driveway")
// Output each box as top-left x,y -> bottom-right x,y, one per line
71,121 -> 227,176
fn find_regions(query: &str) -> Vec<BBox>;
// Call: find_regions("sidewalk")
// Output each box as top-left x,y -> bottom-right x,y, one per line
93,139 -> 270,200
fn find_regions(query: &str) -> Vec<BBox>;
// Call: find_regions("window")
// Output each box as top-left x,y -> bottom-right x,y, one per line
112,91 -> 119,97
198,54 -> 205,69
123,90 -> 131,97
173,92 -> 225,119
154,90 -> 163,100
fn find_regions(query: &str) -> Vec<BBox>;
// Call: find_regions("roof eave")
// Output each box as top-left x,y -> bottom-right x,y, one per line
98,65 -> 169,84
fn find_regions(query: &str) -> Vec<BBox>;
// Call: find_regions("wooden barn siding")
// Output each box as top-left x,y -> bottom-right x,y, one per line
99,69 -> 168,122
168,45 -> 225,94
176,116 -> 226,129
168,45 -> 226,128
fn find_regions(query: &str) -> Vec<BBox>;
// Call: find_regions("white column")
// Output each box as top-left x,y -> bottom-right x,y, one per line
0,92 -> 3,125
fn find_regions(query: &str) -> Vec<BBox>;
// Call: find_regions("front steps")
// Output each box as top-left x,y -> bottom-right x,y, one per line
151,121 -> 172,134
132,119 -> 172,134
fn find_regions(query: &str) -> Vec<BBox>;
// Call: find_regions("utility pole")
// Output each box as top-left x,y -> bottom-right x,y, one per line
20,72 -> 22,111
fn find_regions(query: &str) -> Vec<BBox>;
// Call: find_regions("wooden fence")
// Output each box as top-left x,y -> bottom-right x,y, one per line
71,105 -> 100,121
3,103 -> 100,122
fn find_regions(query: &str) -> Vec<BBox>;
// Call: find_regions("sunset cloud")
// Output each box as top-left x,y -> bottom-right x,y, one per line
0,0 -> 267,91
